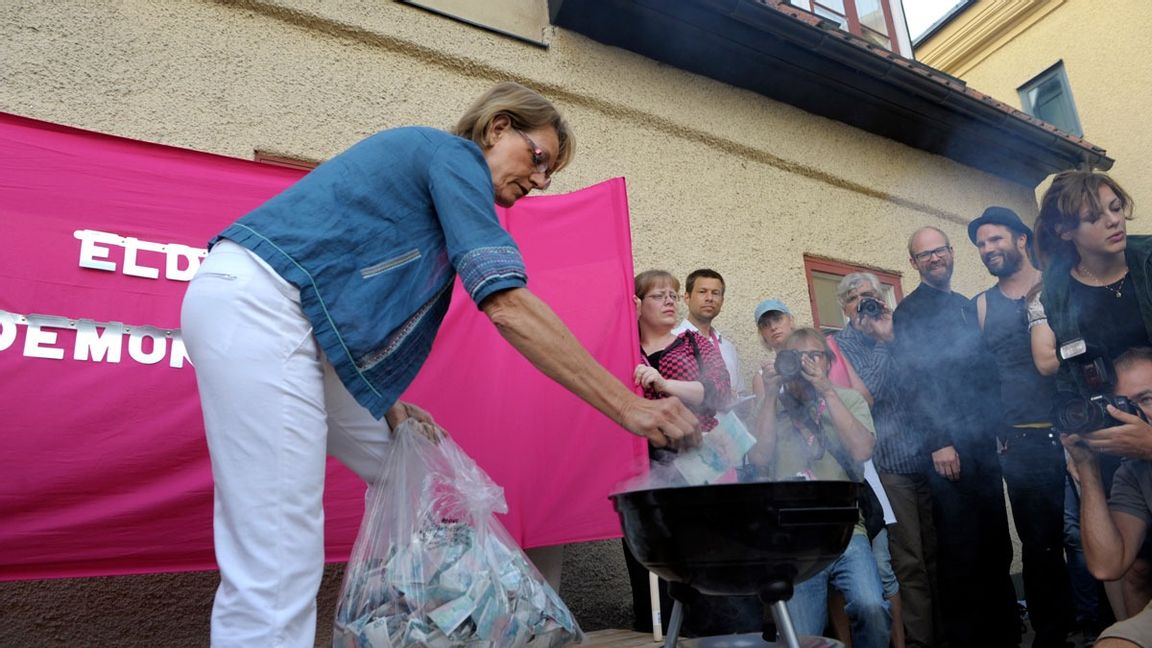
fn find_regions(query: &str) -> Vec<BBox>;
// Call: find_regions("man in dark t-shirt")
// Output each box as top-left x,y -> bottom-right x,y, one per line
970,207 -> 1073,647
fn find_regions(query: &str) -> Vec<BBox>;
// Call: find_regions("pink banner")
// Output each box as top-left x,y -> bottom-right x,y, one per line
0,113 -> 645,580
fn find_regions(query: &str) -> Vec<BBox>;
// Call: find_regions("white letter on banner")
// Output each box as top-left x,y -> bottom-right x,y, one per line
74,320 -> 125,363
122,237 -> 161,279
168,334 -> 189,369
166,244 -> 204,282
127,327 -> 167,365
0,311 -> 16,351
23,315 -> 66,360
75,230 -> 118,272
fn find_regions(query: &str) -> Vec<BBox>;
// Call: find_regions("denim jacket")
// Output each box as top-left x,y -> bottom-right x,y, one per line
214,127 -> 528,418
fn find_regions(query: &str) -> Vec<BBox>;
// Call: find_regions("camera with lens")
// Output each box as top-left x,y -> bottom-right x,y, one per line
774,350 -> 804,381
1053,393 -> 1147,435
857,296 -> 886,319
1053,339 -> 1150,434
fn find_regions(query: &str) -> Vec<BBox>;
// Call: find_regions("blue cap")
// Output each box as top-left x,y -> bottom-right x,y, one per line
754,299 -> 791,324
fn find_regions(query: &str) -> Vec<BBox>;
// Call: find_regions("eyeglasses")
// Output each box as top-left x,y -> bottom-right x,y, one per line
644,291 -> 680,304
514,129 -> 552,181
912,245 -> 952,262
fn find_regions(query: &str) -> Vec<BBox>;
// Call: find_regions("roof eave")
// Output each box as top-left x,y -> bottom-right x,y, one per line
553,0 -> 1111,186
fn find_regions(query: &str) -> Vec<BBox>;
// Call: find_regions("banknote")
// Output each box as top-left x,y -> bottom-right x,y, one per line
673,411 -> 757,485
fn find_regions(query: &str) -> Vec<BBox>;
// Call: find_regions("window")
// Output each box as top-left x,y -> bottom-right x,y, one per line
803,256 -> 904,331
789,0 -> 900,53
1018,61 -> 1083,136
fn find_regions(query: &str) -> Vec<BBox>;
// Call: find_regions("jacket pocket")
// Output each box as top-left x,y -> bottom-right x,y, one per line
360,249 -> 421,279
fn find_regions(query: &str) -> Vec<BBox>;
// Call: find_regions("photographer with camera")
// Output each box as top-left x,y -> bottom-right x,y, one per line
748,327 -> 890,648
753,299 -> 870,404
893,226 -> 1020,647
1031,170 -> 1152,628
835,272 -> 932,648
1063,347 -> 1152,647
969,207 -> 1074,647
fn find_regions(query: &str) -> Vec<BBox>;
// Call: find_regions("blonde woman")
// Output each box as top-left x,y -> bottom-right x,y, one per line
181,82 -> 697,647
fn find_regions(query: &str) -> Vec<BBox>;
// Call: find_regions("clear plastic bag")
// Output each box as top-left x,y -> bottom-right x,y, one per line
333,419 -> 583,647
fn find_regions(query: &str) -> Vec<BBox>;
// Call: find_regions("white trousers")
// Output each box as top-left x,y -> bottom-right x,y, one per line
181,241 -> 392,648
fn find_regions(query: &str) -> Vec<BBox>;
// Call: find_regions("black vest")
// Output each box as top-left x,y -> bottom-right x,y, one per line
981,287 -> 1056,425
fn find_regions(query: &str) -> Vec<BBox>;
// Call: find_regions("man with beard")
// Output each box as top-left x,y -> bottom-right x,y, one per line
892,226 -> 1020,647
971,208 -> 1074,647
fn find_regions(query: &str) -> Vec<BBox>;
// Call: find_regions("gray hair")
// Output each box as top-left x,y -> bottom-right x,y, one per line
836,272 -> 882,306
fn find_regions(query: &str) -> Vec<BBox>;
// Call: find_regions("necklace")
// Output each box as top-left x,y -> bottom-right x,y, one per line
1078,264 -> 1127,299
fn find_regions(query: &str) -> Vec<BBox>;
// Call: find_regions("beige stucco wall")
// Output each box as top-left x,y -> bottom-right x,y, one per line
917,0 -> 1152,216
0,0 -> 1041,644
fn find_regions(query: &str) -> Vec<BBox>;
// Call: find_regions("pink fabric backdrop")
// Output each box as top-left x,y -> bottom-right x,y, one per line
0,112 -> 646,581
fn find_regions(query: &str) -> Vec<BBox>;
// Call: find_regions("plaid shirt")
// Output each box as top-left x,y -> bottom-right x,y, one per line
834,323 -> 927,474
643,330 -> 731,432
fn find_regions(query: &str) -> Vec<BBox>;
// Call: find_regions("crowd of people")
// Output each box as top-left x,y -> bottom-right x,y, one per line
627,169 -> 1152,648
179,77 -> 1152,648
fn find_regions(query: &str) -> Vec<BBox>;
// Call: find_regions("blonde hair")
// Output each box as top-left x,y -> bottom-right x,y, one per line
454,81 -> 574,173
634,270 -> 680,300
1034,170 -> 1135,270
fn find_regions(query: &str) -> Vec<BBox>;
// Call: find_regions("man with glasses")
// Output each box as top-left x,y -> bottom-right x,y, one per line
835,272 -> 936,648
673,269 -> 746,405
970,208 -> 1074,647
892,226 -> 1020,647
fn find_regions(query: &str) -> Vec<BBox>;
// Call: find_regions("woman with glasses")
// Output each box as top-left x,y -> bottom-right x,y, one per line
747,327 -> 889,648
624,269 -> 734,636
632,269 -> 732,434
751,299 -> 871,407
180,82 -> 699,648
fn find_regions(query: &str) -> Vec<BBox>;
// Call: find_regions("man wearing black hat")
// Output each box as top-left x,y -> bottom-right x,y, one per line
971,206 -> 1074,647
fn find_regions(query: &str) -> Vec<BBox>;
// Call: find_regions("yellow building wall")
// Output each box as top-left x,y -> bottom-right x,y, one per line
0,0 -> 1038,382
918,0 -> 1152,219
0,0 -> 1042,643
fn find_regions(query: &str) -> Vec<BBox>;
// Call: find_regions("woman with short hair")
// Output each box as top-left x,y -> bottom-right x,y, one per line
181,82 -> 698,647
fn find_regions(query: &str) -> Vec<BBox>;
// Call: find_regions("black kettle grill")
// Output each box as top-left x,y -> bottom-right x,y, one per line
612,480 -> 860,648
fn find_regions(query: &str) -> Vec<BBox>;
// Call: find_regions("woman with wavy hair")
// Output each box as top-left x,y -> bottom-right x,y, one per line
1031,170 -> 1149,384
1029,169 -> 1152,627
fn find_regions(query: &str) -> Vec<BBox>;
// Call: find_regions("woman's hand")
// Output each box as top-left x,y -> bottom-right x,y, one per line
759,358 -> 782,396
800,353 -> 833,395
385,401 -> 445,441
634,364 -> 666,393
618,394 -> 701,449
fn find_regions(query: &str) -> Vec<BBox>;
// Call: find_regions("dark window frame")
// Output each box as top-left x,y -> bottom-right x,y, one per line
803,255 -> 904,331
1018,61 -> 1084,136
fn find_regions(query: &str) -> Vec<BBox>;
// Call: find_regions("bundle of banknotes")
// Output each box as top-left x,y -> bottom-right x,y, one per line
334,519 -> 581,647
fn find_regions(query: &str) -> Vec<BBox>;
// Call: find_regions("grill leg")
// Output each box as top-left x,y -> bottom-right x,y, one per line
769,600 -> 801,648
664,600 -> 684,648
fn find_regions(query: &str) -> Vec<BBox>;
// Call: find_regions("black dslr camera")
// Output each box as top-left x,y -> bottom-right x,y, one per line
774,350 -> 804,381
1053,340 -> 1149,434
857,296 -> 886,319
